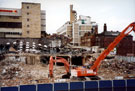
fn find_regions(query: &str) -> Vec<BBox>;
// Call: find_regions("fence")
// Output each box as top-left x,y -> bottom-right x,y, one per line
115,56 -> 135,62
1,79 -> 135,91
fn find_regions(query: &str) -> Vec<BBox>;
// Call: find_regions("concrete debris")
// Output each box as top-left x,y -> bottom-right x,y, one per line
1,57 -> 135,87
0,58 -> 68,87
1,46 -> 135,87
98,59 -> 135,80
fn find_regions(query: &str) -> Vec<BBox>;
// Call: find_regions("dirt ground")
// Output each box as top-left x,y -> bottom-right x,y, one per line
0,57 -> 135,87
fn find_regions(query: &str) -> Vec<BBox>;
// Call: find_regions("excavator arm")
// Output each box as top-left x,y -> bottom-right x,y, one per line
49,22 -> 135,78
91,22 -> 135,72
49,56 -> 70,77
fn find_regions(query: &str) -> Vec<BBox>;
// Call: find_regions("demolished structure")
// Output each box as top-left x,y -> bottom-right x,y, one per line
0,3 -> 135,88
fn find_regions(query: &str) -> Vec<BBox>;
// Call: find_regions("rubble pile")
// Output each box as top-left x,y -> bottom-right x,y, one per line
0,58 -> 67,87
42,47 -> 90,55
0,60 -> 22,78
1,57 -> 135,87
58,47 -> 88,55
98,59 -> 135,79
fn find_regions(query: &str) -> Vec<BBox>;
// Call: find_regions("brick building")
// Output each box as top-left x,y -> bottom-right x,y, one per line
47,34 -> 71,47
81,32 -> 96,47
81,23 -> 135,56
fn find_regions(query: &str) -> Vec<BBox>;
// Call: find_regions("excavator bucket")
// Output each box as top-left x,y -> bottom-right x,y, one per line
62,72 -> 71,79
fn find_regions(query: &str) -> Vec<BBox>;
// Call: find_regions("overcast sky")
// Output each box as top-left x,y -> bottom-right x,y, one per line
0,0 -> 135,38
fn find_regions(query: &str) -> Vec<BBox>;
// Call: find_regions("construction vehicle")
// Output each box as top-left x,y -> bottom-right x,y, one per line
49,56 -> 71,78
49,22 -> 135,79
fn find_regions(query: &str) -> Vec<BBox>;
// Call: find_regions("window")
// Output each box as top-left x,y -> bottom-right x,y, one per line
27,18 -> 29,21
27,12 -> 29,15
27,31 -> 29,34
5,32 -> 22,35
82,19 -> 85,24
41,25 -> 46,27
9,16 -> 20,19
27,25 -> 29,27
0,22 -> 22,28
27,6 -> 29,9
41,13 -> 45,15
41,19 -> 45,20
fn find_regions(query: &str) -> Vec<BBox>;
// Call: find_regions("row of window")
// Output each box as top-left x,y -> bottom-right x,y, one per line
5,32 -> 22,35
0,22 -> 22,28
41,25 -> 46,27
26,7 -> 29,34
0,16 -> 20,19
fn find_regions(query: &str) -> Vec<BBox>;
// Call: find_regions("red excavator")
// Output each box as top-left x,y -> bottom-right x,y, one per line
49,56 -> 71,78
49,22 -> 135,79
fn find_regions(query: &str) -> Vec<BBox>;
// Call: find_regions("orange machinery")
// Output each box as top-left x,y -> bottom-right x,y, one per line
49,22 -> 135,79
49,56 -> 70,78
74,22 -> 135,78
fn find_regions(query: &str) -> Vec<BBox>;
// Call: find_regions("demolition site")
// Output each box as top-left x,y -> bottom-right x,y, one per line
0,2 -> 135,87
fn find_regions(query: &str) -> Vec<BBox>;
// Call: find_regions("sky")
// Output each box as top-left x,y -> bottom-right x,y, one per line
0,0 -> 135,38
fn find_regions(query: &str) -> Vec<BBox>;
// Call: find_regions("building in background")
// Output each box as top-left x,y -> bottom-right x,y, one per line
0,2 -> 46,38
56,5 -> 98,46
47,34 -> 71,48
70,4 -> 77,24
81,23 -> 135,56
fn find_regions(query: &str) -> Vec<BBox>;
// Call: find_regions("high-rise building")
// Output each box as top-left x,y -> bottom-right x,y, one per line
56,5 -> 98,46
0,2 -> 46,38
70,4 -> 77,23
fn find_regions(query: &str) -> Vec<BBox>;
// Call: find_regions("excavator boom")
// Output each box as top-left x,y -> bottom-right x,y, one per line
91,22 -> 135,72
48,22 -> 135,79
76,22 -> 135,77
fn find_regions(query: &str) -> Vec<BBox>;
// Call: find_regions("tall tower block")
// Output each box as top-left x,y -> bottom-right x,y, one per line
70,5 -> 77,24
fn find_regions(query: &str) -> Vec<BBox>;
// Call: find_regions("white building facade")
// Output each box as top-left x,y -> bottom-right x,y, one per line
57,15 -> 98,46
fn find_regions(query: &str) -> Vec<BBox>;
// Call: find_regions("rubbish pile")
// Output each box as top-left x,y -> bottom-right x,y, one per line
1,56 -> 135,87
1,60 -> 22,78
0,58 -> 67,87
98,59 -> 135,80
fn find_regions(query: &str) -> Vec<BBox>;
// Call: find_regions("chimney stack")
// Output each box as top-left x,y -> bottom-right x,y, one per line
70,4 -> 77,24
104,23 -> 107,32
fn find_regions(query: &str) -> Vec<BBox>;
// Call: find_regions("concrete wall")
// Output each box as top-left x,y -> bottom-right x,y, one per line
66,26 -> 72,37
41,10 -> 46,32
72,23 -> 79,45
0,16 -> 22,22
0,28 -> 22,33
22,2 -> 41,38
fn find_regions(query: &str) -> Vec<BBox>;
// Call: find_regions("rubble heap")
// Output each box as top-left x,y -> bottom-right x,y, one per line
0,58 -> 68,87
1,57 -> 135,87
98,59 -> 135,80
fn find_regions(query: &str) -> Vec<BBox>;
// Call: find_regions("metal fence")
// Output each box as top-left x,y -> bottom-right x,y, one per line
1,79 -> 135,91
